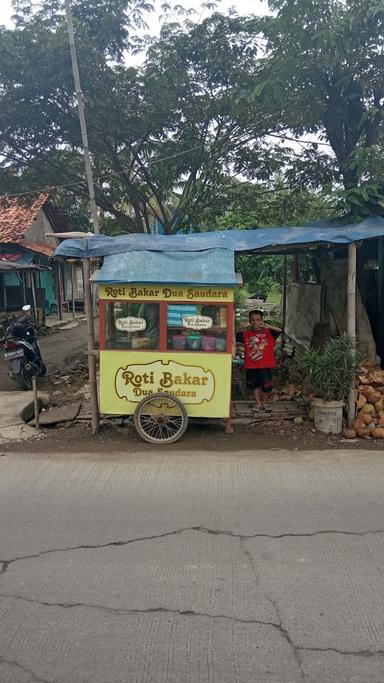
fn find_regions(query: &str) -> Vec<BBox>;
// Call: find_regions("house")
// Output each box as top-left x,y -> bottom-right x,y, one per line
0,193 -> 83,323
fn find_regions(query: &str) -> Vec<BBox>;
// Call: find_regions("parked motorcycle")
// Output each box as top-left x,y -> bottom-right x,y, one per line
1,305 -> 47,390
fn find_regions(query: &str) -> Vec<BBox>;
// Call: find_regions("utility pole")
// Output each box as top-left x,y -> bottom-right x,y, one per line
64,0 -> 100,234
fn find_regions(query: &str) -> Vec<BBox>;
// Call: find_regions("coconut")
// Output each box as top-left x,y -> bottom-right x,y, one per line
343,428 -> 357,439
361,413 -> 375,426
353,418 -> 365,432
360,404 -> 376,415
356,394 -> 367,410
367,391 -> 382,405
372,427 -> 384,439
361,385 -> 376,398
356,426 -> 373,438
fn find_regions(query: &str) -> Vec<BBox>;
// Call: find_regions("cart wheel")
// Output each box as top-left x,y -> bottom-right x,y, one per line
134,393 -> 188,444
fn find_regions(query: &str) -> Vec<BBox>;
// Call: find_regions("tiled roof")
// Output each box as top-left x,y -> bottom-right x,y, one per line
21,240 -> 54,257
0,193 -> 49,243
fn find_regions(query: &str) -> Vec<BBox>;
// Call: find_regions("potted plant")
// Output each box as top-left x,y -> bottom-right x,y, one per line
303,335 -> 358,434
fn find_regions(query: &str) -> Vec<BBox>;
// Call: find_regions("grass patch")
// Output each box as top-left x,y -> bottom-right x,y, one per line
266,290 -> 281,305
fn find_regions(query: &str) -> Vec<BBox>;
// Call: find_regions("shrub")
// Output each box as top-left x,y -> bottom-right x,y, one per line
303,335 -> 358,402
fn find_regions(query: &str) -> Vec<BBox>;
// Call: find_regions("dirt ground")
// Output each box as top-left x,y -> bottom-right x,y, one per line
1,320 -> 383,453
0,320 -> 89,392
1,414 -> 378,455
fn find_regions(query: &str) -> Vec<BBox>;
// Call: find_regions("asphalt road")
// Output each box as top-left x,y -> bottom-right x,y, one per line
1,448 -> 384,682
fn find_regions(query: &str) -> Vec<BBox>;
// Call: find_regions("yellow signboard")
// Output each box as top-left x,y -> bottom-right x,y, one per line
100,351 -> 232,418
99,284 -> 233,303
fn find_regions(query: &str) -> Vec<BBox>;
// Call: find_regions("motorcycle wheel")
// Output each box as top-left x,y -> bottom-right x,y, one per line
14,362 -> 33,390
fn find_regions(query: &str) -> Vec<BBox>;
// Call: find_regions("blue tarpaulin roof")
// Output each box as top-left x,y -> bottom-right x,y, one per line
54,216 -> 384,259
93,248 -> 236,285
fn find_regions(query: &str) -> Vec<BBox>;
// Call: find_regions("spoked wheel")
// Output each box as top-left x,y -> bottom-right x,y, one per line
134,393 -> 188,444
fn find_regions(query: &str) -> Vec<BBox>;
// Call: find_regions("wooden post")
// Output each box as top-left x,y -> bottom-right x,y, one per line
71,262 -> 76,319
347,242 -> 357,426
32,376 -> 40,429
21,271 -> 27,305
293,254 -> 300,282
83,258 -> 99,434
282,254 -> 287,343
55,263 -> 63,320
377,239 -> 384,366
31,271 -> 38,326
2,274 -> 7,314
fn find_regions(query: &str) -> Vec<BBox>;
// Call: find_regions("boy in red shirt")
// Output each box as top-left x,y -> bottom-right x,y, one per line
236,310 -> 282,411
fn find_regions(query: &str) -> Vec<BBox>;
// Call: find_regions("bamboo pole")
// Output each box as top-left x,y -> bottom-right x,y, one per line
55,263 -> 63,321
32,376 -> 40,429
347,242 -> 357,427
83,258 -> 99,434
31,271 -> 38,326
21,271 -> 27,305
281,254 -> 287,343
71,262 -> 76,319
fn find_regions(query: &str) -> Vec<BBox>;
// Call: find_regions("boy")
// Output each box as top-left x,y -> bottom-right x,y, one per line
236,310 -> 282,411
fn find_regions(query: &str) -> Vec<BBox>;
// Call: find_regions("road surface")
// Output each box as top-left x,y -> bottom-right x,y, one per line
0,448 -> 384,682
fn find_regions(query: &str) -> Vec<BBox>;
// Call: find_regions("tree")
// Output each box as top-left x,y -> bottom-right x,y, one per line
253,0 -> 384,216
0,1 -> 290,234
210,182 -> 333,294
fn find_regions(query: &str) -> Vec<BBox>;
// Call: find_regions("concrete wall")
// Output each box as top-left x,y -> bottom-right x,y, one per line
22,209 -> 57,247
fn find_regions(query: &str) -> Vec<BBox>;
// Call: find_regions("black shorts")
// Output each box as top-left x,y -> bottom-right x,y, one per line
245,368 -> 273,393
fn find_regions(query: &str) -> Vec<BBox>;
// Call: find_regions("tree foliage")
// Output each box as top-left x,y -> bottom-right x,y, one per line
254,0 -> 384,216
1,0 -> 382,230
0,1 -> 289,233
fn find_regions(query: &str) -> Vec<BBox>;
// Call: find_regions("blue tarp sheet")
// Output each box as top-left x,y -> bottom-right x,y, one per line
54,216 -> 384,259
93,248 -> 236,285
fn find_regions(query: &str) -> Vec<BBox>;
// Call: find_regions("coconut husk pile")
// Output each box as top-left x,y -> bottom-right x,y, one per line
346,364 -> 384,439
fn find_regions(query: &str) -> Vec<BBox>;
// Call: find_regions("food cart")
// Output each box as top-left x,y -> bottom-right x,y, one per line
95,248 -> 236,443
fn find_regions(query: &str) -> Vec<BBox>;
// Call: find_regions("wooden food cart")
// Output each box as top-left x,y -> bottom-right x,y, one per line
96,248 -> 236,443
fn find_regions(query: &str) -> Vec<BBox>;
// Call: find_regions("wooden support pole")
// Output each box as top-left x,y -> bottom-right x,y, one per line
377,239 -> 384,366
31,271 -> 38,326
293,254 -> 300,283
282,255 -> 287,343
347,242 -> 357,427
21,271 -> 27,305
71,262 -> 76,319
83,258 -> 99,434
55,263 -> 63,320
2,274 -> 7,314
32,376 -> 40,429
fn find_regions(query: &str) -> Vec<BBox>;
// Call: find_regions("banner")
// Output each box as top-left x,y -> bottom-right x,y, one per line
99,284 -> 234,303
100,351 -> 232,418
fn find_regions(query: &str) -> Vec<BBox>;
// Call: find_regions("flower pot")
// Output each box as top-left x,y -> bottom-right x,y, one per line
312,398 -> 344,434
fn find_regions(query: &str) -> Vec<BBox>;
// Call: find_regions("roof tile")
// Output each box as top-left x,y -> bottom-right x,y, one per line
0,194 -> 49,243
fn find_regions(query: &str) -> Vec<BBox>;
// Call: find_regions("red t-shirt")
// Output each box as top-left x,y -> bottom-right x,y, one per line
237,328 -> 279,369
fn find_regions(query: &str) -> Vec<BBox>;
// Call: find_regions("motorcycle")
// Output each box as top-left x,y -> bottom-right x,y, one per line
1,305 -> 47,390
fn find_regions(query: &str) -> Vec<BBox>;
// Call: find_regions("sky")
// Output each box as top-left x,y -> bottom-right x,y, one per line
0,0 -> 267,28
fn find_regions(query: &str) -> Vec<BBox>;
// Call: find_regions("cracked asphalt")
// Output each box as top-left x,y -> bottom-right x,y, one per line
1,449 -> 384,682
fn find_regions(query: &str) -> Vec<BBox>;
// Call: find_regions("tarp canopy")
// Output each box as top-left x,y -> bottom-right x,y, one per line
92,248 -> 237,285
54,217 -> 384,259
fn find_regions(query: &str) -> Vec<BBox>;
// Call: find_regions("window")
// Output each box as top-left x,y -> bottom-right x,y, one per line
105,301 -> 160,350
167,303 -> 228,352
